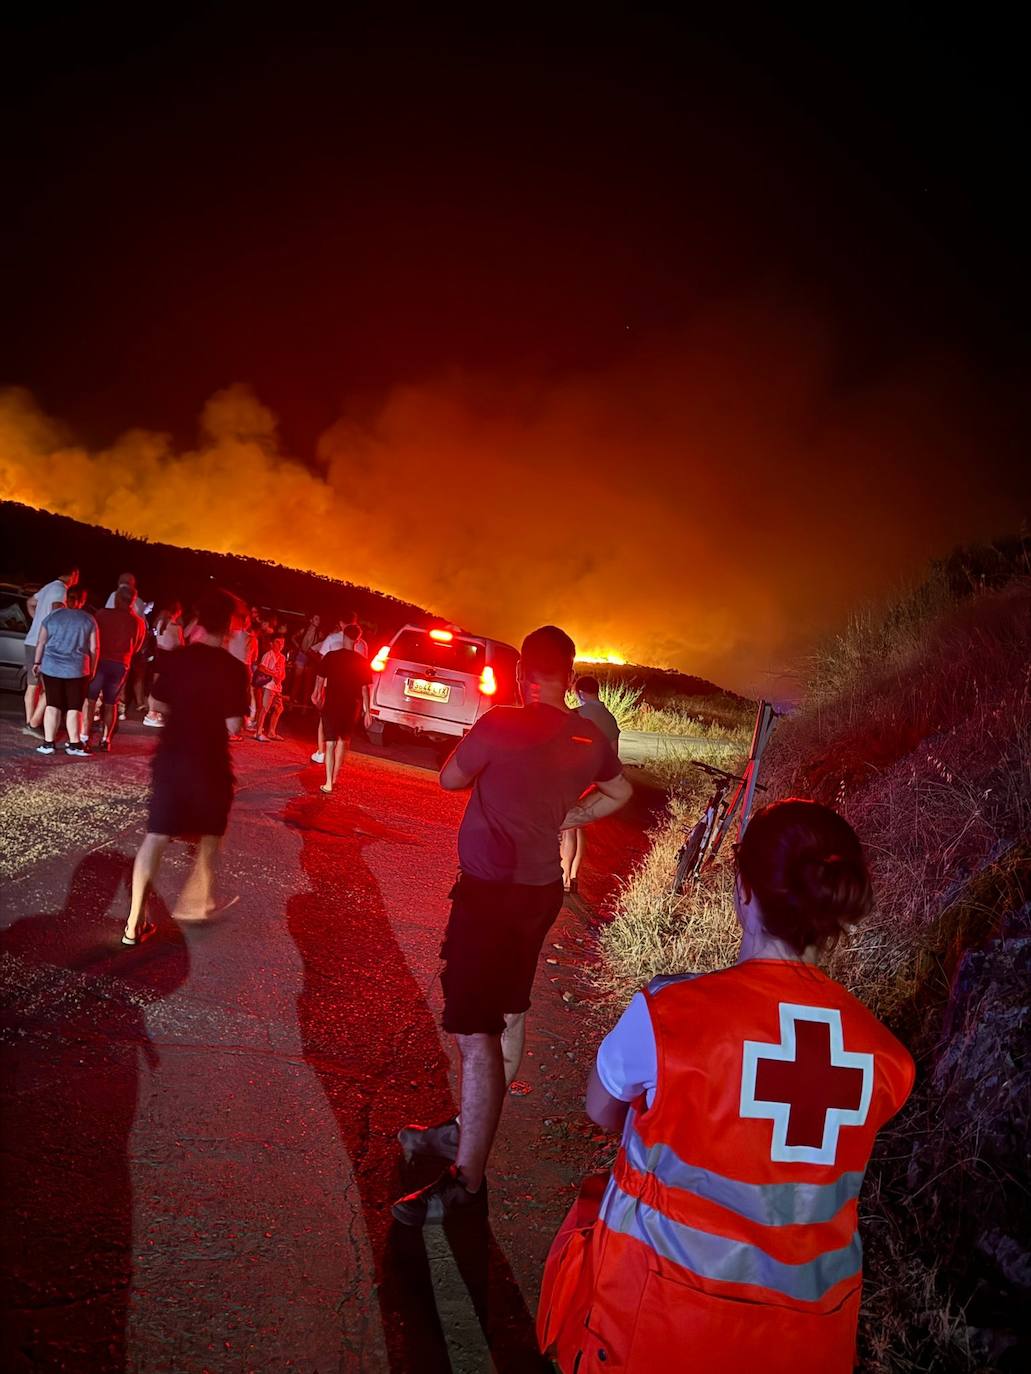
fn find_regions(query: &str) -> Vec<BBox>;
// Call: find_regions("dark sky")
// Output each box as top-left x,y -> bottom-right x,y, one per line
2,7 -> 1028,690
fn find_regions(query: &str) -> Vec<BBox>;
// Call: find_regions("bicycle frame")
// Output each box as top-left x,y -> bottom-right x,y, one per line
673,700 -> 777,892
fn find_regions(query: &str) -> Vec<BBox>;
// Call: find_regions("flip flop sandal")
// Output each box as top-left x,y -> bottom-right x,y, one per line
121,921 -> 156,946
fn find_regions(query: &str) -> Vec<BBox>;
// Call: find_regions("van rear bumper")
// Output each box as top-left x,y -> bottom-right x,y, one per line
371,705 -> 468,738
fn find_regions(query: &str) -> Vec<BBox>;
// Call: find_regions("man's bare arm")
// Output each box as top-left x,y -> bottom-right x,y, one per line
585,1063 -> 630,1132
560,772 -> 633,830
439,751 -> 476,791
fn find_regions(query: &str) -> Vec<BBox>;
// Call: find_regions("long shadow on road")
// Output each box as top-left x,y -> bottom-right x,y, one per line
284,787 -> 548,1372
0,849 -> 189,1374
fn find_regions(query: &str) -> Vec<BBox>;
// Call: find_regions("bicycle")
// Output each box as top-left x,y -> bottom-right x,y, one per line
671,699 -> 777,894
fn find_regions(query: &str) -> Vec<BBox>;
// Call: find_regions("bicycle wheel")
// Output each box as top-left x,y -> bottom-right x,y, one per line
673,821 -> 705,895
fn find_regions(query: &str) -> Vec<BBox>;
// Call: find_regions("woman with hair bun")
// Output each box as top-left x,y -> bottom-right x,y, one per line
538,798 -> 915,1374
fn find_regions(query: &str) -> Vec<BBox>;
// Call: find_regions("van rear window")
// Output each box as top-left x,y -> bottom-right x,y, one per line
392,630 -> 485,672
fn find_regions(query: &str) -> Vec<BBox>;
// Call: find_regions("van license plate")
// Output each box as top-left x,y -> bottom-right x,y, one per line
405,678 -> 450,703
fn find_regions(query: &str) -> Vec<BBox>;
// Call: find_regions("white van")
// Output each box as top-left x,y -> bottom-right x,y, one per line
367,623 -> 520,744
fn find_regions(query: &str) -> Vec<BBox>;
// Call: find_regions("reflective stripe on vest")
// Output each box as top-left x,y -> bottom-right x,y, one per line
600,1178 -> 863,1303
622,1128 -> 865,1227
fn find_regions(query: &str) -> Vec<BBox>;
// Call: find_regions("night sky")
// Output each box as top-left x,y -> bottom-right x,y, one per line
2,8 -> 1028,693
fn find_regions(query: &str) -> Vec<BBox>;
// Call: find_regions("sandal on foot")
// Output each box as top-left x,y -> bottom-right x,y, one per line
121,921 -> 156,946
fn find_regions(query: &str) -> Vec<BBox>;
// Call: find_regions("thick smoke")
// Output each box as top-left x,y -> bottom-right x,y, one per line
0,297 -> 1021,694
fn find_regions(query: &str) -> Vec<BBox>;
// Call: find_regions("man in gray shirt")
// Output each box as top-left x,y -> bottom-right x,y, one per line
561,675 -> 622,893
393,625 -> 632,1226
32,587 -> 98,757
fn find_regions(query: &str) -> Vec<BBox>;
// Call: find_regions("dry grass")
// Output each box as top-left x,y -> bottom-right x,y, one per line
597,757 -> 744,995
628,691 -> 756,738
766,581 -> 1031,1030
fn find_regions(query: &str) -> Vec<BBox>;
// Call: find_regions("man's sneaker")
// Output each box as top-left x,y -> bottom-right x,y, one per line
397,1116 -> 460,1164
22,724 -> 44,738
95,738 -> 110,753
391,1166 -> 487,1228
66,743 -> 91,757
36,742 -> 55,755
311,751 -> 325,764
143,714 -> 163,728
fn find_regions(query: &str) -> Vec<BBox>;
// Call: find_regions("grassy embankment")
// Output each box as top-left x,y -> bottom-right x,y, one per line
595,544 -> 1030,1370
579,680 -> 755,783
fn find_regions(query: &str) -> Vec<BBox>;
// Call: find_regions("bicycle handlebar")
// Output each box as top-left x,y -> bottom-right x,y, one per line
691,761 -> 747,782
685,760 -> 767,792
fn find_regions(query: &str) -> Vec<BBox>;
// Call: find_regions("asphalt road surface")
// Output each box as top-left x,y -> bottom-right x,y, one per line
1,700 -> 652,1374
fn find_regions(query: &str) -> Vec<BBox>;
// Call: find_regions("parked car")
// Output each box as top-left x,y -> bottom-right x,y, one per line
0,584 -> 32,692
367,623 -> 520,744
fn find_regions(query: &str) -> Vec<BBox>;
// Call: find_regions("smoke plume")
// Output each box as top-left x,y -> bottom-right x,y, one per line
1,296 -> 1023,695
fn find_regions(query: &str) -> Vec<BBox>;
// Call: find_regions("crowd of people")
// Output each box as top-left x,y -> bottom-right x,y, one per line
21,565 -> 369,769
16,563 -> 916,1372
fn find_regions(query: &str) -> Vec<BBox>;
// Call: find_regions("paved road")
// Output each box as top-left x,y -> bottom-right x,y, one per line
0,705 -> 647,1374
617,728 -> 735,766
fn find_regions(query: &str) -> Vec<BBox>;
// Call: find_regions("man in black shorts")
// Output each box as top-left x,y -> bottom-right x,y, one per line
121,588 -> 249,945
312,623 -> 372,793
392,625 -> 633,1225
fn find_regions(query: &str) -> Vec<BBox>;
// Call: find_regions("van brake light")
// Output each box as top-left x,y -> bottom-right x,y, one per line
479,664 -> 497,696
429,628 -> 454,642
371,645 -> 391,672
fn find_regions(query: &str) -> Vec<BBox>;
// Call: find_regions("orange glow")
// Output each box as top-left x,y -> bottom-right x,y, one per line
429,628 -> 454,642
479,664 -> 497,695
371,644 -> 391,672
575,650 -> 628,666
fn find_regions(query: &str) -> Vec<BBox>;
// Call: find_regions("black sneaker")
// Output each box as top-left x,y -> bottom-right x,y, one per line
94,739 -> 110,753
397,1116 -> 460,1164
66,743 -> 91,757
391,1165 -> 487,1227
36,742 -> 55,755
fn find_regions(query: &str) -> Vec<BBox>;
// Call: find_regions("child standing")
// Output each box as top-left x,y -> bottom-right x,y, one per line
254,635 -> 287,741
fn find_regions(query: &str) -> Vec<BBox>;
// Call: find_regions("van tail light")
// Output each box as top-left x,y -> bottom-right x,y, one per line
479,664 -> 497,696
371,645 -> 391,672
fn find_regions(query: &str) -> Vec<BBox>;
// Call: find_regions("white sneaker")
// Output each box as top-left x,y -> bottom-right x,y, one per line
143,715 -> 163,728
311,751 -> 325,764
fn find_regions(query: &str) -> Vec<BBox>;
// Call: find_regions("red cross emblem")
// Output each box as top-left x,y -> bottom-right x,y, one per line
740,1004 -> 874,1165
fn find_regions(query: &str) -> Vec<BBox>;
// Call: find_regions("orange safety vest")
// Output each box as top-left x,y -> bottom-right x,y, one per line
538,960 -> 915,1373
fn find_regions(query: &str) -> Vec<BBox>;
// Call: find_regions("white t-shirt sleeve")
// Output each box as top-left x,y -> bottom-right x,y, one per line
26,579 -> 64,645
595,991 -> 658,1105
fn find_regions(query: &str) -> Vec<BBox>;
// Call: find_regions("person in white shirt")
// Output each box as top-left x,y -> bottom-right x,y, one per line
254,636 -> 287,741
23,565 -> 79,733
310,613 -> 367,763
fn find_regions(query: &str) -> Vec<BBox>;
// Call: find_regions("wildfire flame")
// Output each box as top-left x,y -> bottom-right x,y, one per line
575,650 -> 628,666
